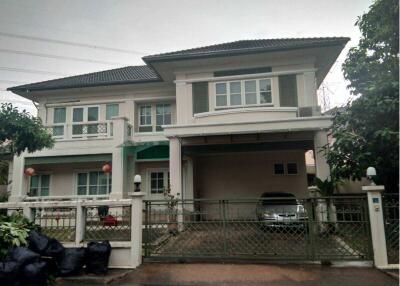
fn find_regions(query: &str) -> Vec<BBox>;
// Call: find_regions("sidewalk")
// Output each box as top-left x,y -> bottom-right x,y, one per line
111,263 -> 397,286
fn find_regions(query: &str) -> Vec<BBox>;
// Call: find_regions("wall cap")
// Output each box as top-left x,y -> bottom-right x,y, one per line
362,185 -> 385,192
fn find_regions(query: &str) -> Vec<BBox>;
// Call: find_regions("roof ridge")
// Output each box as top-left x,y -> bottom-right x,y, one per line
143,37 -> 350,59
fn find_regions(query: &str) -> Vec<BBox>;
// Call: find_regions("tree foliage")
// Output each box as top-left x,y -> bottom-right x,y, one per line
0,103 -> 54,156
327,0 -> 399,192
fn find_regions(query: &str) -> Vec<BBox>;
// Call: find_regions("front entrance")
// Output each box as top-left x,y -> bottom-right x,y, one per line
143,196 -> 372,262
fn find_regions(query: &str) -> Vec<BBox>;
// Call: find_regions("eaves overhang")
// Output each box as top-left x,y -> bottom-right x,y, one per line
163,116 -> 332,138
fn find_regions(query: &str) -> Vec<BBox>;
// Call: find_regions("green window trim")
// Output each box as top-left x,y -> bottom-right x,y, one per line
29,174 -> 50,197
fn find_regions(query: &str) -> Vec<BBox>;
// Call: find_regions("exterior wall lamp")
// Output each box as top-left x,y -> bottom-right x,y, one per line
134,174 -> 142,192
366,166 -> 377,186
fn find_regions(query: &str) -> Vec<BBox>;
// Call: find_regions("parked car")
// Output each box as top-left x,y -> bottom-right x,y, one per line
256,192 -> 307,230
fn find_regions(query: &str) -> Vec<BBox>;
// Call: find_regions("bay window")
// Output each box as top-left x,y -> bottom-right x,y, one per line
215,78 -> 273,108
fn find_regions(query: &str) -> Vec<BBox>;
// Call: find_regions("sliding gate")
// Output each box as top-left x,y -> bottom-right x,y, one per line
143,196 -> 372,262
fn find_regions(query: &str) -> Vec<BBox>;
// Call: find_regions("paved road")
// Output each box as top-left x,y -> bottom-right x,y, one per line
113,263 -> 397,286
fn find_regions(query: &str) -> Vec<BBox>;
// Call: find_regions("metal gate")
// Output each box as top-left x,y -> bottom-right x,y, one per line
143,196 -> 372,262
382,193 -> 399,264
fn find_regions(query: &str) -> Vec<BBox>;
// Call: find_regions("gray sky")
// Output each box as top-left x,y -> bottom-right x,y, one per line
0,0 -> 373,115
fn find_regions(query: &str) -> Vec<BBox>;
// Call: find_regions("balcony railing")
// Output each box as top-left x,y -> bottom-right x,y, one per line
46,121 -> 113,140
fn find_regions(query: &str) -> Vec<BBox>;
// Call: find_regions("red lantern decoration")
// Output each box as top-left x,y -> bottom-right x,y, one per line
102,163 -> 112,173
24,167 -> 35,176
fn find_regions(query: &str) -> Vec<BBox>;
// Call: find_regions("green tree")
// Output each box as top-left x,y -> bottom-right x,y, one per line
327,0 -> 399,192
0,103 -> 54,156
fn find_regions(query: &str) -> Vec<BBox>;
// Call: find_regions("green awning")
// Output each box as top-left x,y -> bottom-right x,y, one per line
25,154 -> 112,165
123,141 -> 169,162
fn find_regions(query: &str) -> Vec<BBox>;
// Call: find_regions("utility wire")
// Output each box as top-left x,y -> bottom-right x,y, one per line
0,67 -> 69,76
0,32 -> 146,55
0,48 -> 126,66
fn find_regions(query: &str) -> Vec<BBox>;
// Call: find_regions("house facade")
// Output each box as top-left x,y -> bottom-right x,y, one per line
7,37 -> 350,203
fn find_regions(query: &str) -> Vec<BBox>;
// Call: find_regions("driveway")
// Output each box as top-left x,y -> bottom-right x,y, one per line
113,263 -> 397,286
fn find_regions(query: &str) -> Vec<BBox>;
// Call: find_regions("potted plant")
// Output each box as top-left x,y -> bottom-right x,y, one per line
314,177 -> 341,233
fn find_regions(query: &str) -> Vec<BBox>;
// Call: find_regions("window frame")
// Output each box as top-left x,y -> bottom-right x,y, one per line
147,168 -> 170,196
155,103 -> 172,132
74,170 -> 112,196
71,105 -> 101,137
106,104 -> 119,121
272,162 -> 299,176
214,78 -> 273,109
138,103 -> 173,133
52,107 -> 66,138
286,162 -> 299,175
29,173 -> 52,197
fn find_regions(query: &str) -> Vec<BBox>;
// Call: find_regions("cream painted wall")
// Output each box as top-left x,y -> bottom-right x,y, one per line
31,162 -> 106,196
194,150 -> 308,200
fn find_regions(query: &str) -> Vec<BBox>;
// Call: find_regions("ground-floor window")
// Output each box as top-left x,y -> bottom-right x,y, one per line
76,171 -> 111,195
150,170 -> 170,194
29,174 -> 50,196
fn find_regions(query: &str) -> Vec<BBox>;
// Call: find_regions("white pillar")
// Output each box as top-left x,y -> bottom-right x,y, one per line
169,137 -> 182,197
110,117 -> 128,199
363,185 -> 388,268
314,130 -> 330,181
75,201 -> 85,245
130,192 -> 144,268
9,155 -> 26,202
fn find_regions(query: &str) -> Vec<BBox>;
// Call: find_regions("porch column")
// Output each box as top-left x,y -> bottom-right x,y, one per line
313,130 -> 330,181
110,117 -> 128,199
9,155 -> 26,202
169,137 -> 182,197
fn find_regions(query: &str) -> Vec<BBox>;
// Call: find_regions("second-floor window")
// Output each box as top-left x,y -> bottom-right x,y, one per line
106,104 -> 119,120
138,103 -> 171,133
72,106 -> 99,136
215,78 -> 272,108
53,107 -> 66,136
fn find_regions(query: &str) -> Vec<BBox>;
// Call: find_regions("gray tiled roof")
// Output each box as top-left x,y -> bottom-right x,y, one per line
143,37 -> 350,62
8,37 -> 349,92
8,65 -> 161,92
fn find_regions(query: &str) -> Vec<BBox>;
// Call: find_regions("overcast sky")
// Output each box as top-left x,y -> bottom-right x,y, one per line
0,0 -> 373,115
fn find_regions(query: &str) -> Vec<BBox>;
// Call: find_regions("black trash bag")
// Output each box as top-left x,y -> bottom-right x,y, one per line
43,238 -> 65,263
0,260 -> 21,286
59,248 -> 86,277
86,241 -> 111,274
41,256 -> 58,277
22,261 -> 47,286
28,230 -> 50,255
9,247 -> 40,266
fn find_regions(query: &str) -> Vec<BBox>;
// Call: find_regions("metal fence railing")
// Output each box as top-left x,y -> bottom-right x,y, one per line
33,207 -> 76,242
143,196 -> 372,262
382,193 -> 399,264
85,205 -> 131,241
0,199 -> 133,243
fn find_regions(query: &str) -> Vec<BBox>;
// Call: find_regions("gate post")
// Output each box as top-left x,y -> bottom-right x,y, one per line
130,192 -> 144,268
363,185 -> 388,268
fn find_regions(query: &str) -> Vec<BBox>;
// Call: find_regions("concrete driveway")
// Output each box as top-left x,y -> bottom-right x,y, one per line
113,263 -> 397,286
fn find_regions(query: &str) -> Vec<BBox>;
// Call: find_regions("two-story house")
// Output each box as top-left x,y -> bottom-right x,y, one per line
7,37 -> 349,203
